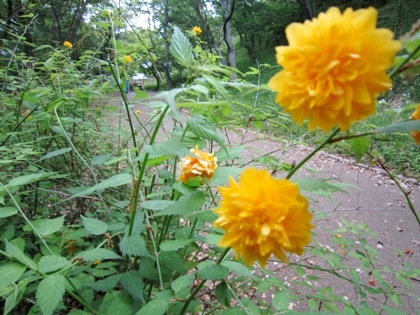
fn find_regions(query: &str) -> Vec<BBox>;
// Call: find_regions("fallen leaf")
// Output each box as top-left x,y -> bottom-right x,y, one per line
403,249 -> 414,255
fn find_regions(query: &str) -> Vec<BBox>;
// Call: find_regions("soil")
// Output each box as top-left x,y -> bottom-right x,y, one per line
104,90 -> 420,314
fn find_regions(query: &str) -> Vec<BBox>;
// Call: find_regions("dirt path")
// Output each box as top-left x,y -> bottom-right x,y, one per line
105,91 -> 420,313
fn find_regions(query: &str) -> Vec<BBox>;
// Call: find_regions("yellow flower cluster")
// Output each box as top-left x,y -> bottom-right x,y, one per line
411,104 -> 420,145
192,26 -> 202,36
213,168 -> 313,267
179,146 -> 217,184
268,7 -> 401,132
63,41 -> 73,48
124,55 -> 133,63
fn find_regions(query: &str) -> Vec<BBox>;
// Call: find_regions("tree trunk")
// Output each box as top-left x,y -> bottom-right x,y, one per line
221,0 -> 237,71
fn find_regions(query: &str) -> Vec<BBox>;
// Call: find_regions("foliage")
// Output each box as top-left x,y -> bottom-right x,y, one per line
1,3 -> 420,315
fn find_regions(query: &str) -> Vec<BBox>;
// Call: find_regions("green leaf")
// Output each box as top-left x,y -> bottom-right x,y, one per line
170,26 -> 194,67
91,153 -> 112,165
7,172 -> 56,187
201,73 -> 231,100
216,282 -> 231,307
81,215 -> 108,235
154,191 -> 205,217
44,56 -> 55,69
135,299 -> 168,315
120,271 -> 145,302
142,200 -> 175,211
221,261 -> 254,278
349,136 -> 371,161
89,274 -> 121,292
272,290 -> 289,311
0,207 -> 18,218
5,241 -> 37,271
0,263 -> 26,291
70,173 -> 132,198
38,255 -> 71,274
34,216 -> 65,237
197,264 -> 229,280
170,273 -> 194,294
78,248 -> 121,262
160,239 -> 195,251
119,235 -> 152,258
38,148 -> 72,161
187,114 -> 224,147
144,140 -> 190,156
296,178 -> 349,198
376,120 -> 420,134
98,291 -> 134,315
36,274 -> 65,315
380,306 -> 406,315
211,167 -> 244,186
4,278 -> 28,315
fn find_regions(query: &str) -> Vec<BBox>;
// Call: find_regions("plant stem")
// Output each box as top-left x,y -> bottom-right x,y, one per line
389,41 -> 420,78
368,153 -> 420,227
286,128 -> 340,179
180,247 -> 231,315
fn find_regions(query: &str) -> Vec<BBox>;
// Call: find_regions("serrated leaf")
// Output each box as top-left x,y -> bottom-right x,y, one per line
120,271 -> 145,302
135,299 -> 168,315
216,282 -> 231,307
170,26 -> 194,67
98,291 -> 134,315
197,264 -> 229,280
142,200 -> 175,211
119,235 -> 152,258
190,84 -> 209,96
36,274 -> 65,315
78,248 -> 121,262
376,120 -> 420,134
70,173 -> 132,198
38,255 -> 70,273
221,261 -> 253,277
35,216 -> 65,237
7,172 -> 55,187
91,153 -> 112,165
211,167 -> 243,186
0,263 -> 26,291
160,239 -> 195,251
154,191 -> 205,217
272,290 -> 289,311
170,273 -> 194,294
349,136 -> 371,161
81,215 -> 108,235
296,178 -> 349,198
4,278 -> 27,315
5,241 -> 37,271
38,148 -> 72,161
0,207 -> 18,218
201,73 -> 230,100
89,274 -> 120,292
187,114 -> 224,147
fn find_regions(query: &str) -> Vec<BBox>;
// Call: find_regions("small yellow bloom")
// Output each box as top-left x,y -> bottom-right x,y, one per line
410,104 -> 420,145
135,109 -> 141,115
213,168 -> 314,268
179,146 -> 217,184
192,26 -> 202,36
124,55 -> 133,63
105,10 -> 111,17
63,41 -> 73,48
268,7 -> 401,132
93,259 -> 102,265
337,233 -> 343,238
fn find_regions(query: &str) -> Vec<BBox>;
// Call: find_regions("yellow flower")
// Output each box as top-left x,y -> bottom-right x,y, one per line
124,55 -> 133,63
63,41 -> 73,48
192,26 -> 202,36
135,109 -> 141,115
213,168 -> 313,268
410,104 -> 420,145
105,10 -> 111,17
179,146 -> 217,184
268,7 -> 401,132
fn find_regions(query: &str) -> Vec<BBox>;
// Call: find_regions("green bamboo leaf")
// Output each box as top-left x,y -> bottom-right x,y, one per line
135,299 -> 168,315
187,114 -> 224,147
7,172 -> 56,187
81,215 -> 108,235
154,191 -> 205,217
197,264 -> 229,280
0,263 -> 26,291
38,255 -> 71,274
36,274 -> 65,315
70,173 -> 132,198
375,120 -> 420,134
38,148 -> 72,161
170,26 -> 194,67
